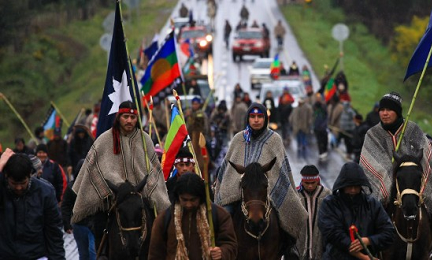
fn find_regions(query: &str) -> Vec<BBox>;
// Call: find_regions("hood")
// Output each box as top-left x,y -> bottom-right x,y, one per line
332,162 -> 372,194
245,102 -> 269,128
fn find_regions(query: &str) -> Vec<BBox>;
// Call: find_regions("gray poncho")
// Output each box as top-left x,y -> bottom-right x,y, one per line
360,121 -> 432,213
296,185 -> 332,260
214,128 -> 307,238
72,128 -> 170,223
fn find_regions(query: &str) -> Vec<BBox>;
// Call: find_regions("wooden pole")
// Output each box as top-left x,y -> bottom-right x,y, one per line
118,1 -> 150,173
50,101 -> 70,127
173,89 -> 202,177
0,93 -> 36,142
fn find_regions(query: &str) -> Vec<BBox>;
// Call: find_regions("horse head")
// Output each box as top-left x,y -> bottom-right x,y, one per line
105,175 -> 149,258
229,157 -> 276,235
393,149 -> 423,220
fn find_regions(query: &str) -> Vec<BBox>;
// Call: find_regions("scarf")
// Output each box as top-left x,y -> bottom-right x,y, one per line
174,203 -> 211,260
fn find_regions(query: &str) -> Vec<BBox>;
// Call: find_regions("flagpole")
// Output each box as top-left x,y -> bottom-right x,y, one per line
118,0 -> 150,173
173,89 -> 202,177
50,101 -> 70,127
164,98 -> 170,129
0,93 -> 36,142
140,91 -> 163,147
395,43 -> 432,153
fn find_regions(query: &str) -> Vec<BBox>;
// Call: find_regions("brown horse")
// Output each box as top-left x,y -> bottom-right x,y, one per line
229,158 -> 294,260
104,176 -> 154,260
382,150 -> 432,260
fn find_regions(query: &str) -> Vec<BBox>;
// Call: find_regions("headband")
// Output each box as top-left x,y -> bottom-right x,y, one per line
174,158 -> 195,164
249,107 -> 264,115
118,108 -> 138,115
302,175 -> 320,181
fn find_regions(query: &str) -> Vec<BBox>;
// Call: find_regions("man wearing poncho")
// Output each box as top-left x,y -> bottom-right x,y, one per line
72,101 -> 170,250
214,102 -> 307,248
360,92 -> 432,213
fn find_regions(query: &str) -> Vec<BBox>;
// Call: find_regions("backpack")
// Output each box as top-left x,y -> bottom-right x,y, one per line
163,203 -> 219,241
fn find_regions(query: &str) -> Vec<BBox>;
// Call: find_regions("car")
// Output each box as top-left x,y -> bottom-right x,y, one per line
232,28 -> 270,62
249,57 -> 273,89
259,76 -> 306,108
178,25 -> 213,58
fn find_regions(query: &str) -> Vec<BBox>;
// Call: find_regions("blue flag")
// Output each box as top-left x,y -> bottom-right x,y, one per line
404,11 -> 432,81
144,34 -> 159,61
96,2 -> 142,137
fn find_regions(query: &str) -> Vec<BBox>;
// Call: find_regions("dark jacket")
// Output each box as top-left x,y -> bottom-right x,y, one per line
41,158 -> 67,202
0,175 -> 65,259
318,163 -> 395,259
47,138 -> 69,167
67,130 -> 93,177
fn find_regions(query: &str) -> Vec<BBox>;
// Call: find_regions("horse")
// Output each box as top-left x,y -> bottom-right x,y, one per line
103,176 -> 154,260
229,158 -> 295,260
382,150 -> 432,260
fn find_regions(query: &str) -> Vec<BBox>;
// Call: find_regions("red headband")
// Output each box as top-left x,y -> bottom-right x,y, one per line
302,175 -> 320,181
118,108 -> 138,115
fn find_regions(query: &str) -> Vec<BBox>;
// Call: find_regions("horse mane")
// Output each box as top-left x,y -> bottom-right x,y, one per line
240,162 -> 268,191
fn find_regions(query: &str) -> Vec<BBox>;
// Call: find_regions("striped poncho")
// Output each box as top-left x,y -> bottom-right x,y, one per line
214,127 -> 307,238
360,121 -> 432,214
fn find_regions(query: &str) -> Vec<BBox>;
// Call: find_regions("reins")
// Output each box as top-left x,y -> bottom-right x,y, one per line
394,162 -> 425,208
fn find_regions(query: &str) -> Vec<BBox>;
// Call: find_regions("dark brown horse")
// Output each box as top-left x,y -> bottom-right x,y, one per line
104,176 -> 154,260
382,150 -> 432,260
229,158 -> 292,260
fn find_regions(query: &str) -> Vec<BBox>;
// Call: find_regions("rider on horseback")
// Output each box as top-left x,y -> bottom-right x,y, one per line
214,102 -> 307,256
360,92 -> 432,216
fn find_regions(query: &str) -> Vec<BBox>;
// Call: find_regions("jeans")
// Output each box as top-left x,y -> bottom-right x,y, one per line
296,130 -> 307,149
73,224 -> 96,260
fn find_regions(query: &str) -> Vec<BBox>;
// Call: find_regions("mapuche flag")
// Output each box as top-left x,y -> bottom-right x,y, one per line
140,31 -> 183,104
324,78 -> 336,102
42,105 -> 62,140
96,2 -> 142,137
161,105 -> 189,180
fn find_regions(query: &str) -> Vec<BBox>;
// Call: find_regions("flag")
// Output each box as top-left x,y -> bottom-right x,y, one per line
161,105 -> 189,180
140,31 -> 183,104
324,78 -> 336,102
96,2 -> 142,137
180,38 -> 194,58
144,34 -> 159,61
270,53 -> 280,80
66,108 -> 84,137
404,11 -> 432,81
42,105 -> 63,140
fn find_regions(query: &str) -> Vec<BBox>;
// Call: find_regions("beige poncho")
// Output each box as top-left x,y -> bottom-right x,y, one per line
71,128 -> 170,223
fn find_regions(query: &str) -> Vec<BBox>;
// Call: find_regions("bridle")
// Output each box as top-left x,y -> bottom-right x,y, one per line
392,161 -> 425,260
113,191 -> 148,249
240,188 -> 272,239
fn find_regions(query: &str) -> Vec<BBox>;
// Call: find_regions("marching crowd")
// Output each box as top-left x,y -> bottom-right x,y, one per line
1,84 -> 432,259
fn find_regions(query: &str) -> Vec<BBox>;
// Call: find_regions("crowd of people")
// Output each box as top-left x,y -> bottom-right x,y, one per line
2,86 -> 432,259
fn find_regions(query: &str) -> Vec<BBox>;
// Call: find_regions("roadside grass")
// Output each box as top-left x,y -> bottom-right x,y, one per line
0,0 -> 176,148
280,1 -> 432,134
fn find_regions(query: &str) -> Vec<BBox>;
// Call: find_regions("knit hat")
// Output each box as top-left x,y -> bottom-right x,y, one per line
28,154 -> 42,173
300,165 -> 320,181
379,91 -> 402,117
175,147 -> 195,164
35,144 -> 48,154
192,97 -> 202,104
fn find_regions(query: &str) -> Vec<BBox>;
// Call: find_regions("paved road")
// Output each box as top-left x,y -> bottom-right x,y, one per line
171,0 -> 346,187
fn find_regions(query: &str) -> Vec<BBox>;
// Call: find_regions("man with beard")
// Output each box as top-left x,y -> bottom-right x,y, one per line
360,92 -> 432,214
0,150 -> 65,259
214,102 -> 307,257
318,162 -> 394,259
149,173 -> 237,260
72,101 -> 170,252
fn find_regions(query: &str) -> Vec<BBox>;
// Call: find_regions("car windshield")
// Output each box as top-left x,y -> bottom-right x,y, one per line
253,61 -> 272,69
181,29 -> 206,39
277,81 -> 302,95
238,30 -> 262,39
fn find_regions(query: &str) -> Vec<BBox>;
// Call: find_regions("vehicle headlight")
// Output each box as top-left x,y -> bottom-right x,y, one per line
205,34 -> 213,42
255,41 -> 263,47
199,40 -> 208,47
233,42 -> 240,47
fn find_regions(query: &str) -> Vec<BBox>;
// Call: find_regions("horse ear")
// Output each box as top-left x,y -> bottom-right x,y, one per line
261,157 -> 277,173
229,160 -> 245,174
105,179 -> 118,194
136,174 -> 149,193
393,150 -> 402,164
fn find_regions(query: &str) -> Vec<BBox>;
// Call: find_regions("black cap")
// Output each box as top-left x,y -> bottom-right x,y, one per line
379,91 -> 402,117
